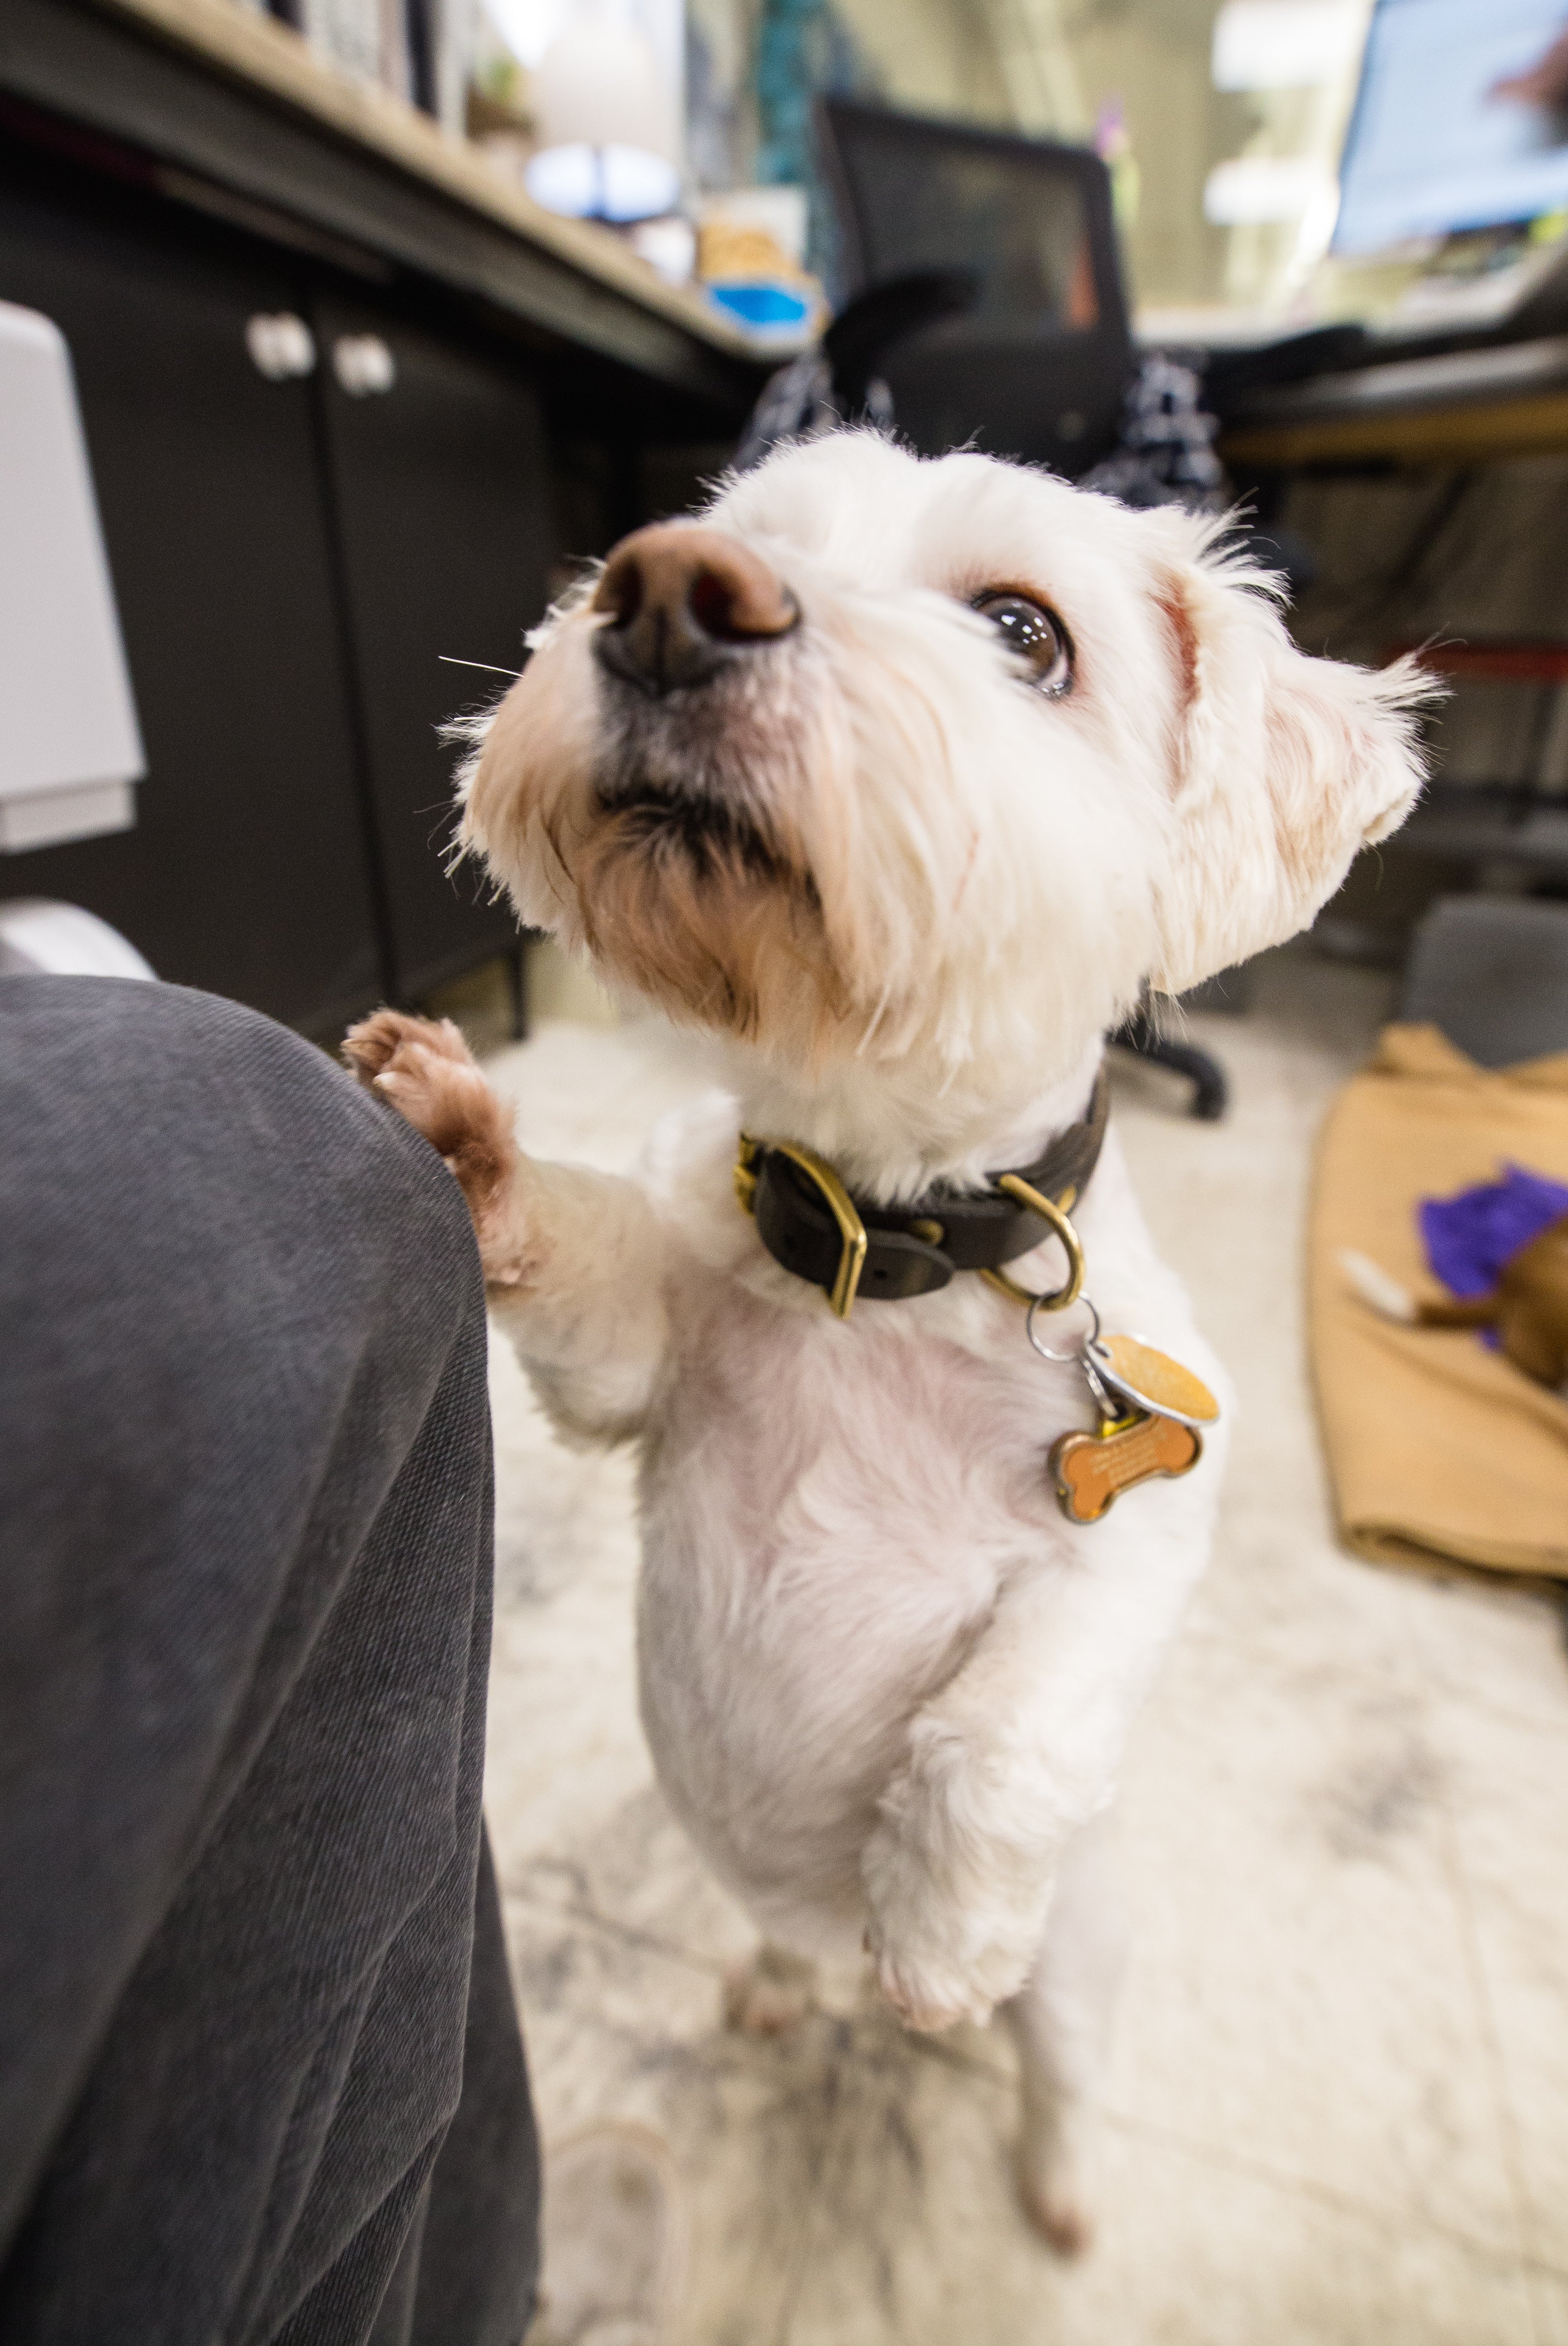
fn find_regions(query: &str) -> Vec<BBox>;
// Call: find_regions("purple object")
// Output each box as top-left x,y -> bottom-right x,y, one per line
1420,1163 -> 1568,1343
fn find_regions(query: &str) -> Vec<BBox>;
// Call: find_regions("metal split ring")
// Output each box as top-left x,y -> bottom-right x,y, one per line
1026,1293 -> 1100,1364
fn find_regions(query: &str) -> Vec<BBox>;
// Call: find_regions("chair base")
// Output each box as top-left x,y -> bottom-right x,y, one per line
1111,1011 -> 1228,1121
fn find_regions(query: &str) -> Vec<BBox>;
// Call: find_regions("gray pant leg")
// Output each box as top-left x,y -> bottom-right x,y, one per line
371,1838 -> 539,2346
0,977 -> 538,2346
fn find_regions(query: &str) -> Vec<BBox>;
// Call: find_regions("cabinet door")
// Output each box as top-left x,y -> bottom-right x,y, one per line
313,292 -> 553,1001
0,171 -> 383,1033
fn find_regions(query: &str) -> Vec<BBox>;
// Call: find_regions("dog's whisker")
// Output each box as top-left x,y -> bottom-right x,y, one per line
855,977 -> 895,1058
438,655 -> 523,678
950,827 -> 981,917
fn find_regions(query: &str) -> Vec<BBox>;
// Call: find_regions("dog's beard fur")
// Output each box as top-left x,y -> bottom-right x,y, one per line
458,432 -> 1435,1167
576,646 -> 837,1045
570,793 -> 833,1056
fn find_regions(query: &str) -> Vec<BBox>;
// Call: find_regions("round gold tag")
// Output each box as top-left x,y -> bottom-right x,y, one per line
1089,1335 -> 1220,1427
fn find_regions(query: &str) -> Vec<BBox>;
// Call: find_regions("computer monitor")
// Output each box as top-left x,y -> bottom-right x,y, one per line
1335,0 -> 1568,257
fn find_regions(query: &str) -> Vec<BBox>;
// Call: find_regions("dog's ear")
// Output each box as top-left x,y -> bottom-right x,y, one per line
1142,524 -> 1436,995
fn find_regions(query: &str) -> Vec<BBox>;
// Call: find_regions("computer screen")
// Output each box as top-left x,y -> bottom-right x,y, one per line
1334,0 -> 1568,256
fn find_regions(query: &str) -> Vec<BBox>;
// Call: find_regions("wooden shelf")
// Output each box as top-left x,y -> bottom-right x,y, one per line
1,0 -> 767,417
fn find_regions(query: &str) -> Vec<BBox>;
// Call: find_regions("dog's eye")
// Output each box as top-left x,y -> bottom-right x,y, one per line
972,592 -> 1072,696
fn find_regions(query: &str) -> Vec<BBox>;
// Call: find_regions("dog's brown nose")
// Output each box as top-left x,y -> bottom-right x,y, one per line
591,524 -> 798,695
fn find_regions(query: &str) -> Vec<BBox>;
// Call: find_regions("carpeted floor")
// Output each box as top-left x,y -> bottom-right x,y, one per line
473,945 -> 1568,2346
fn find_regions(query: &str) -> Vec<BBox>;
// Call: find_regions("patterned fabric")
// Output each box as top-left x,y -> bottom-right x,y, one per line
734,349 -> 895,472
736,342 -> 1226,522
1080,353 -> 1227,514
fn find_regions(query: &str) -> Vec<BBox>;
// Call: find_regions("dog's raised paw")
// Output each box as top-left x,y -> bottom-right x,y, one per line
342,1012 -> 521,1275
343,1013 -> 490,1152
343,1007 -> 475,1087
722,1944 -> 816,2037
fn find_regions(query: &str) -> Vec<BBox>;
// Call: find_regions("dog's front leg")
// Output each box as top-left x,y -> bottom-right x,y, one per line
344,1010 -> 669,1439
862,1537 -> 1194,2034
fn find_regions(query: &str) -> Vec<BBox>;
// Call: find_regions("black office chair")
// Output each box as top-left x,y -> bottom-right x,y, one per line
817,97 -> 1134,481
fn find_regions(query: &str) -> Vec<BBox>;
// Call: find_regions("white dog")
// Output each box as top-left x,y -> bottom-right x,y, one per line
345,432 -> 1427,2249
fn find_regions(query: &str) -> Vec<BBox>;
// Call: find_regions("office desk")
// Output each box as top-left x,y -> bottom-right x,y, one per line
1219,334 -> 1568,469
1401,798 -> 1568,870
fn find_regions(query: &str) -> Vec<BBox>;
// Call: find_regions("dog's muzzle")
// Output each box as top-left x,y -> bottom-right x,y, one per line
591,523 -> 798,697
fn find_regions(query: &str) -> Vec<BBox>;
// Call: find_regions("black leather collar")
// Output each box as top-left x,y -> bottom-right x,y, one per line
736,1064 -> 1108,1316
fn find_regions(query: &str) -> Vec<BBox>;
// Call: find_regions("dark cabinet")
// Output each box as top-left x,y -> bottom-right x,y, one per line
0,178 -> 383,1033
0,160 -> 559,1035
313,291 -> 551,1001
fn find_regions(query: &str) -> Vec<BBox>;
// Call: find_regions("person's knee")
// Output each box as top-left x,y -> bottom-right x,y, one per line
1,976 -> 486,1545
3,973 -> 481,1320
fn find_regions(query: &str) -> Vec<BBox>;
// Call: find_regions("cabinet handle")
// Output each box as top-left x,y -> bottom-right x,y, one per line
333,335 -> 397,397
245,313 -> 316,380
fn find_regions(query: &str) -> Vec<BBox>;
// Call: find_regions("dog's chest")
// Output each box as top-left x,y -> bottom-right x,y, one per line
656,1263 -> 1079,1556
633,1273 -> 1089,1844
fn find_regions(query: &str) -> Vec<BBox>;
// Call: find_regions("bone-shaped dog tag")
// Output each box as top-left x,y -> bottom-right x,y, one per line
1085,1335 -> 1220,1429
1023,1294 -> 1218,1525
1050,1410 -> 1203,1524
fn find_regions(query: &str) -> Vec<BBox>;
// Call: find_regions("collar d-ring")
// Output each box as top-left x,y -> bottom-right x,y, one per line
977,1174 -> 1086,1312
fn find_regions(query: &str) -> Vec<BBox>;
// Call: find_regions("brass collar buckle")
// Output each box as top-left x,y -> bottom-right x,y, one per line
736,1131 -> 868,1319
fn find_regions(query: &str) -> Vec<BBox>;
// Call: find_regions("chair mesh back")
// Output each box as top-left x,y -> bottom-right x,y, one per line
830,120 -> 1098,331
818,100 -> 1133,476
